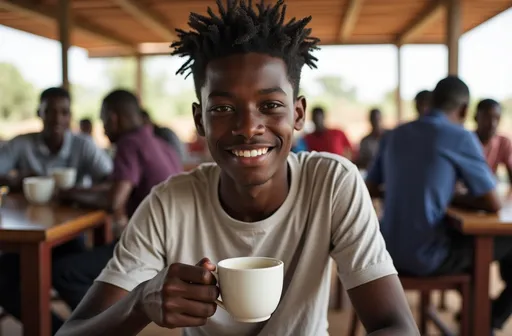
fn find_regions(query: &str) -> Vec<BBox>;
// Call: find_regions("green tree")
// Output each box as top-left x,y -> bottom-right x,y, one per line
71,84 -> 103,121
0,63 -> 37,120
316,75 -> 357,101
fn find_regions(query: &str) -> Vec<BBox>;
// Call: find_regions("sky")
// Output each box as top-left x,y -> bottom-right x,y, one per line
0,8 -> 511,102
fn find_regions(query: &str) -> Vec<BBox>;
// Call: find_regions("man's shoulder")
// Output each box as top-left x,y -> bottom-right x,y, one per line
497,134 -> 512,146
152,162 -> 219,198
10,132 -> 39,145
294,151 -> 356,182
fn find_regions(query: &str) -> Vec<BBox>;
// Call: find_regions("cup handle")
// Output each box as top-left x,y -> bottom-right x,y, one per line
212,270 -> 226,310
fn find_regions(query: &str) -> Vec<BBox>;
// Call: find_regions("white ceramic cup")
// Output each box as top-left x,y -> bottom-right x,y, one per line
214,257 -> 284,323
22,177 -> 55,205
50,168 -> 77,190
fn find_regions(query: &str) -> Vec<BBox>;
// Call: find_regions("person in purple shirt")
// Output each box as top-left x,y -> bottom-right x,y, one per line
51,89 -> 182,322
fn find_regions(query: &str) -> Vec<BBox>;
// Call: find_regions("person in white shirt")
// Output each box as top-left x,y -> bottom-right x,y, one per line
56,1 -> 418,335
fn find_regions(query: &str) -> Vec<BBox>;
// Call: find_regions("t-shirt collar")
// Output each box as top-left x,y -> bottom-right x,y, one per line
36,130 -> 73,159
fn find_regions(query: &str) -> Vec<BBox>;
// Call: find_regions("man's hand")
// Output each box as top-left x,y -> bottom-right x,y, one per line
139,258 -> 219,329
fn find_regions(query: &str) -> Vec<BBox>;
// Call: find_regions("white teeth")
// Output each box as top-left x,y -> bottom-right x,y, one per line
232,148 -> 269,158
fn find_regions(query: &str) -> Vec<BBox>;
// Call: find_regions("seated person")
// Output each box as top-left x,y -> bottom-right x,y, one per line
53,89 -> 183,313
414,90 -> 432,117
0,87 -> 113,335
79,118 -> 93,139
304,106 -> 353,159
56,2 -> 418,335
366,76 -> 512,334
357,108 -> 386,169
0,87 -> 113,189
474,99 -> 512,183
141,109 -> 186,162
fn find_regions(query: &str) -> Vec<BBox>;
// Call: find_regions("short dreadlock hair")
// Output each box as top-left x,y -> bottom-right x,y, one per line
171,0 -> 320,98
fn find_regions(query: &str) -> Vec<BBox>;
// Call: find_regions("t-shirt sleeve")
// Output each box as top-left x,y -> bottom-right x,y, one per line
113,140 -> 141,186
95,192 -> 167,291
339,130 -> 353,152
330,164 -> 396,290
455,131 -> 496,197
81,138 -> 113,182
0,137 -> 20,175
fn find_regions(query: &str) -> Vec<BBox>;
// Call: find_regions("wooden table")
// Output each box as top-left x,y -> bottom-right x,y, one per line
0,194 -> 112,336
447,201 -> 512,336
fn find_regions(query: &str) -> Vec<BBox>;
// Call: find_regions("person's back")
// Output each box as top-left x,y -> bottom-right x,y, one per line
378,112 -> 481,274
115,125 -> 182,216
367,76 -> 499,277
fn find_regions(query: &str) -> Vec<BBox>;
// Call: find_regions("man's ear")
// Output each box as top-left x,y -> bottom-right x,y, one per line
192,102 -> 205,136
459,103 -> 469,123
294,96 -> 307,131
37,101 -> 45,119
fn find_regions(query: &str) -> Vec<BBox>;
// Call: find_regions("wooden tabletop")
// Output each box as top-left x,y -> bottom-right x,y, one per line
0,194 -> 107,243
447,199 -> 512,235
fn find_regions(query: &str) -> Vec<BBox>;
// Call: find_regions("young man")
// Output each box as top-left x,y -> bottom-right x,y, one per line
53,89 -> 183,312
366,76 -> 512,333
474,99 -> 512,182
414,90 -> 432,117
56,2 -> 417,335
304,106 -> 353,159
357,108 -> 386,169
0,87 -> 113,188
79,118 -> 93,138
0,87 -> 113,334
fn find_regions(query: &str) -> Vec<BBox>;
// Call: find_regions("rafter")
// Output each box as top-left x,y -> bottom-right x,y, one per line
339,0 -> 365,42
112,0 -> 177,41
0,0 -> 136,49
396,0 -> 444,45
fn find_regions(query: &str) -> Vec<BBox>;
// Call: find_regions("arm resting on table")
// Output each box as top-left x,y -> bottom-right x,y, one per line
451,190 -> 501,213
56,282 -> 150,336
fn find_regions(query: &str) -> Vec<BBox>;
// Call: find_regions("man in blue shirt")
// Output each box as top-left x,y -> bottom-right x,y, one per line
366,76 -> 512,332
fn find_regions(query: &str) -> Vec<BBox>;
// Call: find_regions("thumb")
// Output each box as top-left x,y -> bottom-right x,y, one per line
196,257 -> 216,271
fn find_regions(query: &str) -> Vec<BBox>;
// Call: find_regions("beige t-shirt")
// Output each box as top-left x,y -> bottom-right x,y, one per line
96,152 -> 396,336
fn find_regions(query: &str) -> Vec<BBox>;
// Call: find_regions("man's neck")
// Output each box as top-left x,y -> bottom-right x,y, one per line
218,163 -> 290,222
42,132 -> 64,154
371,128 -> 384,137
476,130 -> 493,145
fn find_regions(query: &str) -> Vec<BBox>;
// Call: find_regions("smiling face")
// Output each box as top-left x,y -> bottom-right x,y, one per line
39,96 -> 71,140
193,53 -> 306,187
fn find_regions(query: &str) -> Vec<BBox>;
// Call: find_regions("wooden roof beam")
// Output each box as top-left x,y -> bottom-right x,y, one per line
339,0 -> 365,42
396,0 -> 444,45
0,0 -> 136,50
112,0 -> 177,41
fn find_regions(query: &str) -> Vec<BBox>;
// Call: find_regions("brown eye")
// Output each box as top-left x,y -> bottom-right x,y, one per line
261,102 -> 283,111
211,106 -> 234,114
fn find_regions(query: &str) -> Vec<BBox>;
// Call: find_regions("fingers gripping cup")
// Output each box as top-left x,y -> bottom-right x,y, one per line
213,257 -> 284,323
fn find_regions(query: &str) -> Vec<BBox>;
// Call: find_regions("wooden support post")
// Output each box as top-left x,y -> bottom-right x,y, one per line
135,54 -> 143,104
446,0 -> 461,75
58,0 -> 71,90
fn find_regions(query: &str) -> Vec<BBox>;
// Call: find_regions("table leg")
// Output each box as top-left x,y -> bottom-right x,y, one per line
93,217 -> 113,246
472,236 -> 493,336
20,242 -> 52,336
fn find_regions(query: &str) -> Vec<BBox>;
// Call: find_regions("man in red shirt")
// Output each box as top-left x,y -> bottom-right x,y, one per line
475,99 -> 512,181
304,106 -> 353,158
